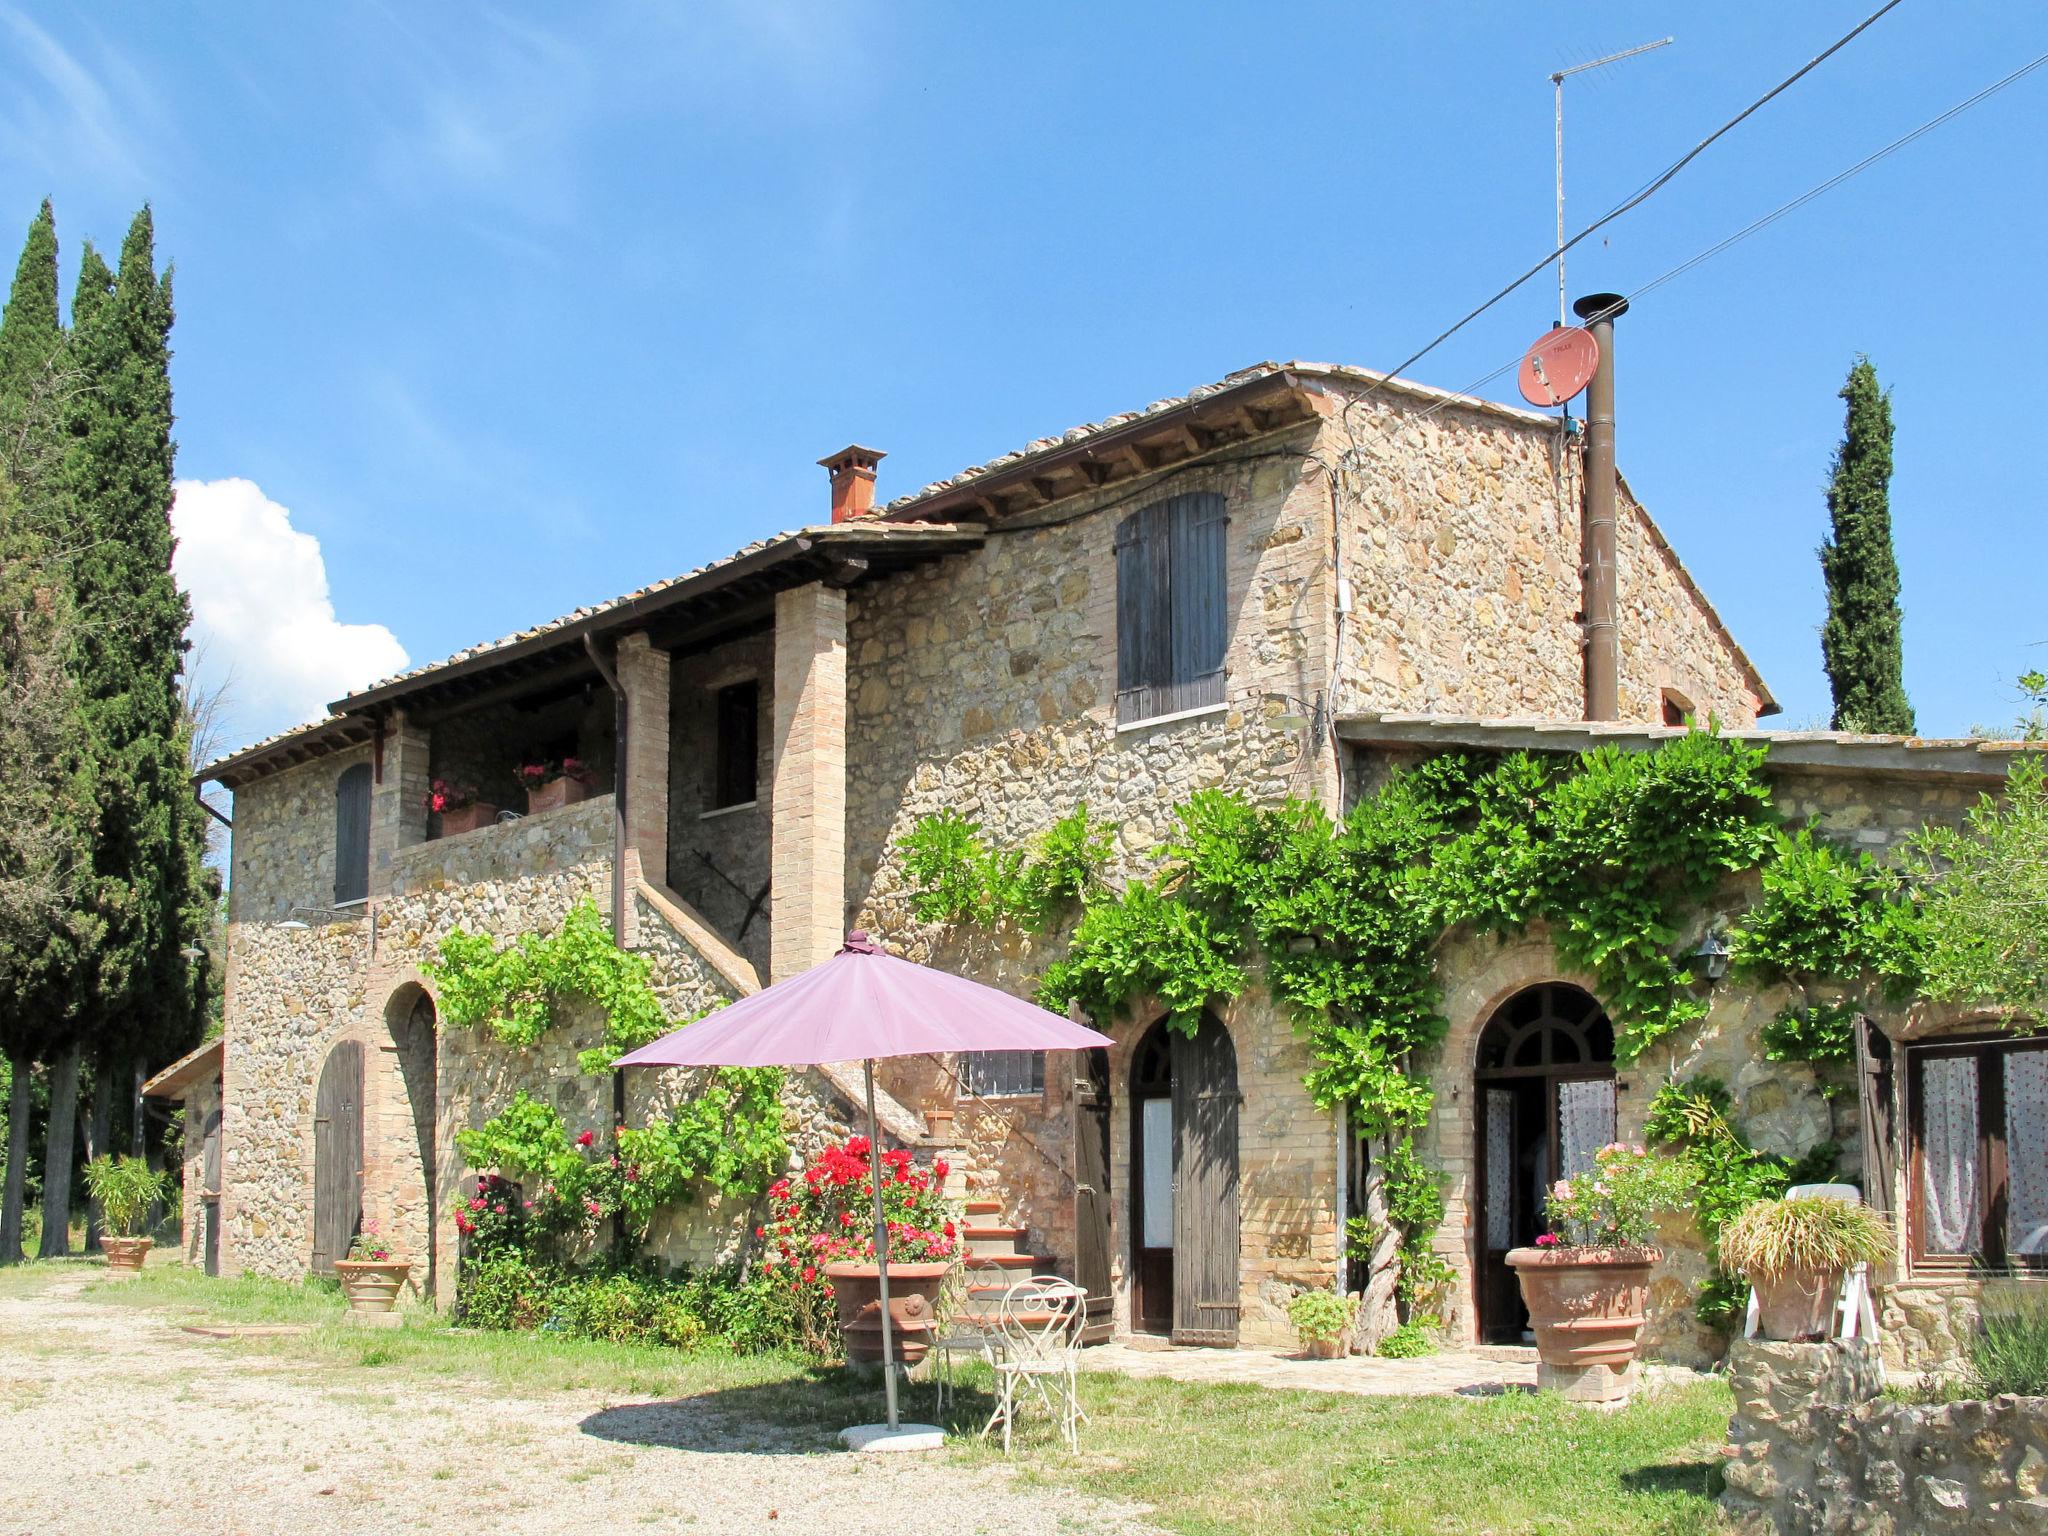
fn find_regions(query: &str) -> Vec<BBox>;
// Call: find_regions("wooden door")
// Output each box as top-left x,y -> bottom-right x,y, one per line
311,1041 -> 363,1274
1073,1048 -> 1113,1343
201,1107 -> 222,1278
1171,1015 -> 1240,1347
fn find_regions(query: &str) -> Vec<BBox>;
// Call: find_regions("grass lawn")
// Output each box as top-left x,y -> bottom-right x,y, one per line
66,1262 -> 1731,1534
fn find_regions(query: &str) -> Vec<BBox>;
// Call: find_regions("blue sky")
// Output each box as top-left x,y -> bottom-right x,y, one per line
0,2 -> 2041,747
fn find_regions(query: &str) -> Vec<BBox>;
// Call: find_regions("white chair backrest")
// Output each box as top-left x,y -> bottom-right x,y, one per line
995,1276 -> 1085,1362
1786,1183 -> 1863,1205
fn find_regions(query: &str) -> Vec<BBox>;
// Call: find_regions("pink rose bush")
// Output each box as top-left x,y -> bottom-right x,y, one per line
1540,1142 -> 1696,1251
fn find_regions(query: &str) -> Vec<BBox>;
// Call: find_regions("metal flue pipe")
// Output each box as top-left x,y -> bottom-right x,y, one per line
1573,292 -> 1627,721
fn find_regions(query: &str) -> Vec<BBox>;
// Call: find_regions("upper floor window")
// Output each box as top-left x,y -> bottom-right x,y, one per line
1114,492 -> 1228,726
333,763 -> 371,905
1910,1034 -> 2048,1271
714,680 -> 759,810
962,1050 -> 1045,1099
1660,689 -> 1693,728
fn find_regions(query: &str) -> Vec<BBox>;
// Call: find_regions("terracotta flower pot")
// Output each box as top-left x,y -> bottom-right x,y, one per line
334,1259 -> 412,1315
524,777 -> 591,816
438,803 -> 499,836
824,1261 -> 953,1366
102,1236 -> 151,1277
1302,1332 -> 1350,1360
1747,1267 -> 1840,1342
1506,1245 -> 1658,1404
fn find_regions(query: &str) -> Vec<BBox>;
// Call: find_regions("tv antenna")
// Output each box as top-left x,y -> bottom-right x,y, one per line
1552,38 -> 1674,326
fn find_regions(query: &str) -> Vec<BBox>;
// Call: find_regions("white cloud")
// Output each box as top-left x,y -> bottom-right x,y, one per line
172,477 -> 409,740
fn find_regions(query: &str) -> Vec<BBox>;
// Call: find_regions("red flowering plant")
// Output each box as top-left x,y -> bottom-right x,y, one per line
756,1135 -> 960,1353
346,1220 -> 396,1263
423,777 -> 480,814
517,756 -> 598,789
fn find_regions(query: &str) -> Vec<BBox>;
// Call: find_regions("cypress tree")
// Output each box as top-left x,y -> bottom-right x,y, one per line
1819,358 -> 1914,735
44,208 -> 204,1255
0,201 -> 92,1265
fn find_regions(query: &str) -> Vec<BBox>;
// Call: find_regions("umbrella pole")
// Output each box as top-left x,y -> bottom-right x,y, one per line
864,1059 -> 900,1433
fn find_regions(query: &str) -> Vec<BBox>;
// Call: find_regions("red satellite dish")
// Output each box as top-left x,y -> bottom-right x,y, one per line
1517,325 -> 1600,407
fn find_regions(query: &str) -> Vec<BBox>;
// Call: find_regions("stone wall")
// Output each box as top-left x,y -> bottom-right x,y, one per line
1721,1338 -> 2048,1534
177,1073 -> 221,1269
843,438 -> 1342,1346
1324,389 -> 1763,727
228,747 -> 374,922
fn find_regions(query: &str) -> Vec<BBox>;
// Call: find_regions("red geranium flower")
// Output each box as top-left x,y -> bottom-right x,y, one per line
576,1129 -> 596,1148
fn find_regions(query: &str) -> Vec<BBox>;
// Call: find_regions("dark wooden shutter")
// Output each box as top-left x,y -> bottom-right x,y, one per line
1073,1048 -> 1112,1343
1166,493 -> 1228,714
201,1107 -> 223,1277
311,1041 -> 364,1274
1857,1016 -> 1896,1217
1171,1014 -> 1240,1347
333,764 -> 371,905
1115,504 -> 1167,723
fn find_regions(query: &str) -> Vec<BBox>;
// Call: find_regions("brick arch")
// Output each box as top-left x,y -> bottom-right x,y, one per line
367,978 -> 440,1300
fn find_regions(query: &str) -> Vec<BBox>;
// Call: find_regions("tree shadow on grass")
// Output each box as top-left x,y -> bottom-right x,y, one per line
579,1368 -> 1000,1457
1619,1458 -> 1724,1500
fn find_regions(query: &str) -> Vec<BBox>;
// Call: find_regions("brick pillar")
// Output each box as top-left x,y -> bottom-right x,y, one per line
771,582 -> 847,981
369,709 -> 429,899
615,633 -> 672,890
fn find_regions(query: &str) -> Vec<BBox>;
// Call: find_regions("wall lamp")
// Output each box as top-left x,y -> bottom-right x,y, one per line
1691,929 -> 1732,982
1261,690 -> 1329,738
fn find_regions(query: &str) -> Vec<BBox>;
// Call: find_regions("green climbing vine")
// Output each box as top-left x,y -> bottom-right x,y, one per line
901,728 -> 1930,1317
429,897 -> 789,1219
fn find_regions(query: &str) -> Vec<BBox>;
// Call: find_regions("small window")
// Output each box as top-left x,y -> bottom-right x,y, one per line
1115,492 -> 1228,725
962,1051 -> 1044,1099
1910,1035 -> 2048,1271
1661,689 -> 1693,728
714,681 -> 759,809
333,763 -> 371,905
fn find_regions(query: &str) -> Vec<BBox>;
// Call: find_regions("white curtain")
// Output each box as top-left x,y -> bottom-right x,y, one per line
2006,1050 -> 2048,1258
1141,1097 -> 1174,1250
1486,1089 -> 1513,1250
1920,1055 -> 1980,1255
1557,1078 -> 1617,1182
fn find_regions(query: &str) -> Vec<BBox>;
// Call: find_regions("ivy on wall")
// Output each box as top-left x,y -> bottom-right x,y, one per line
901,728 -> 1929,1315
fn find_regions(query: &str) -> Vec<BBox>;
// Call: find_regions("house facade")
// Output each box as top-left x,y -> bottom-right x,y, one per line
192,357 -> 2036,1364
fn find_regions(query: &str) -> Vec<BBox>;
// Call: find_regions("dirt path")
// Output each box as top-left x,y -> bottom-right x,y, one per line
0,1274 -> 1157,1536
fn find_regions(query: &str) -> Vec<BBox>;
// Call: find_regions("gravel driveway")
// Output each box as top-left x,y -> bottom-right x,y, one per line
0,1273 -> 1158,1536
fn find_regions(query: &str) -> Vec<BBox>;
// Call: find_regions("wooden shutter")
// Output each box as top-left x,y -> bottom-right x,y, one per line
333,764 -> 371,905
1171,1014 -> 1241,1347
1856,1016 -> 1896,1218
1073,1048 -> 1113,1342
1166,493 -> 1228,714
311,1041 -> 364,1274
1117,495 -> 1227,725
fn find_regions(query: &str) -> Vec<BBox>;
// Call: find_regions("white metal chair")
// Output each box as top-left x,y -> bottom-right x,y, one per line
930,1266 -> 1007,1415
1741,1183 -> 1881,1343
984,1275 -> 1088,1453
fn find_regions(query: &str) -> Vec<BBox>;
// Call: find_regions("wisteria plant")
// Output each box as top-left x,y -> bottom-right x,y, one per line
1541,1143 -> 1698,1252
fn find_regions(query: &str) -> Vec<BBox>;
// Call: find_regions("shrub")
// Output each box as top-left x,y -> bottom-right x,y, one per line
81,1154 -> 171,1238
1287,1289 -> 1357,1345
1966,1298 -> 2048,1398
1717,1195 -> 1893,1281
1377,1323 -> 1436,1358
455,1253 -> 558,1332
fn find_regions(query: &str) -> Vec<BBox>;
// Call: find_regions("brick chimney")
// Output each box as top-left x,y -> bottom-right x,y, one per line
818,445 -> 885,522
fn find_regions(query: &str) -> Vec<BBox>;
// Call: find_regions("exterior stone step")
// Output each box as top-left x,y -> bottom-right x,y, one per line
963,1225 -> 1028,1257
963,1252 -> 1044,1275
962,1198 -> 1004,1217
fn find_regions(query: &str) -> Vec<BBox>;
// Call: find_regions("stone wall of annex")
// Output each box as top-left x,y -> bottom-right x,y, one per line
843,436 -> 1345,1345
1324,389 -> 1762,727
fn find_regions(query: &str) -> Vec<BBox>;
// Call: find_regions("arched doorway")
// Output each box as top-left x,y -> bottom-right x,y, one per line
1474,983 -> 1617,1343
311,1040 -> 364,1274
387,987 -> 440,1297
1129,1013 -> 1241,1346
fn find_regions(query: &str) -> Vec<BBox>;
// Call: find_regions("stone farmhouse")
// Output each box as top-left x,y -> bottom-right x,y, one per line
162,341 -> 2040,1368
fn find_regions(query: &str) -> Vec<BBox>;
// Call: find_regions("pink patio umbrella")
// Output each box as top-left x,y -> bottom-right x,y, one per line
616,929 -> 1113,1449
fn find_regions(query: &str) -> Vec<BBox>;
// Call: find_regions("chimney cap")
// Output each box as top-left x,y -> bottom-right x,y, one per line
1572,292 -> 1630,324
818,444 -> 887,474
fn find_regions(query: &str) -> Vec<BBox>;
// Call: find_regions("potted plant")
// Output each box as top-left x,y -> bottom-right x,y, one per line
424,778 -> 496,836
333,1222 -> 412,1320
518,757 -> 597,816
1718,1194 -> 1893,1342
1506,1142 -> 1697,1404
82,1154 -> 171,1277
761,1135 -> 961,1366
1288,1288 -> 1358,1359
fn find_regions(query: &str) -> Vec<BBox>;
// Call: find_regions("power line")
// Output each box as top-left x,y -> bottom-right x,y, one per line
1356,0 -> 1908,408
1399,47 -> 2048,429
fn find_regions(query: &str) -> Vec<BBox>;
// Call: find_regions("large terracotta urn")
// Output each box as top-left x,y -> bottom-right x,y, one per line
1506,1245 -> 1658,1405
101,1236 -> 151,1278
824,1261 -> 953,1366
334,1259 -> 412,1326
438,803 -> 499,836
525,777 -> 591,816
1748,1267 -> 1840,1342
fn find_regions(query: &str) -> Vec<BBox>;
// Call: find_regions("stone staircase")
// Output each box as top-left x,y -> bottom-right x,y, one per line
955,1196 -> 1059,1326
